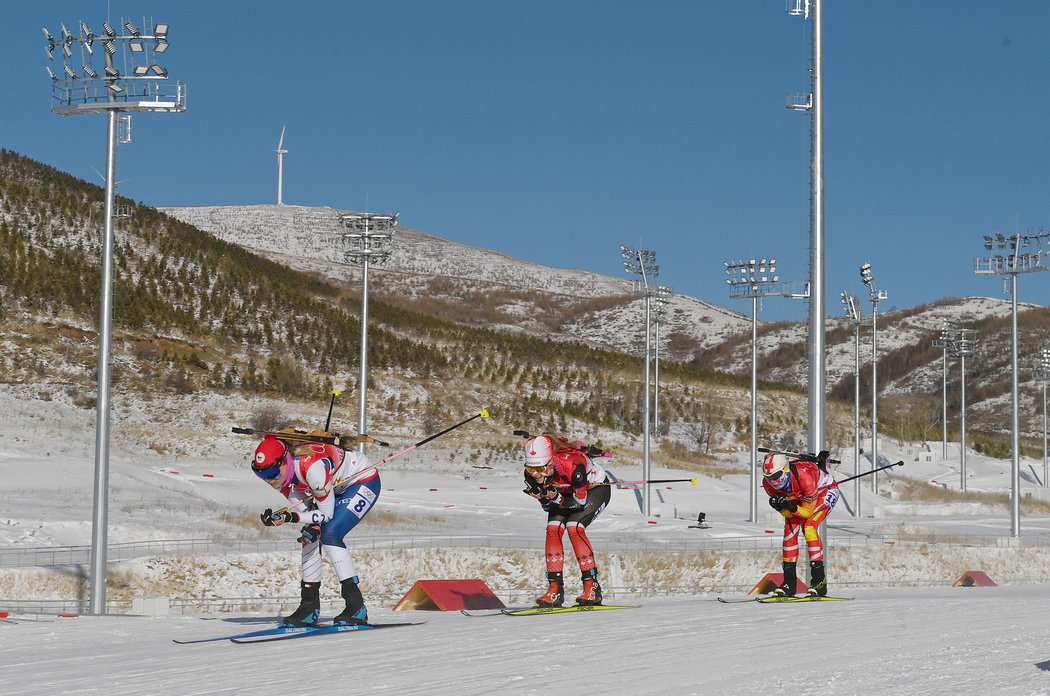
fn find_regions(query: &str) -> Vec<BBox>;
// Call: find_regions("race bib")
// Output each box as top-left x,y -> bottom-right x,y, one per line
345,485 -> 377,518
825,488 -> 840,509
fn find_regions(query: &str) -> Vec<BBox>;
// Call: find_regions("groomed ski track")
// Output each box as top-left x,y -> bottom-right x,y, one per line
5,585 -> 1049,695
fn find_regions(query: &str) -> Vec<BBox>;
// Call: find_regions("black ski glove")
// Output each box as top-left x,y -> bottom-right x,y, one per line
297,523 -> 321,546
523,474 -> 545,497
261,508 -> 299,527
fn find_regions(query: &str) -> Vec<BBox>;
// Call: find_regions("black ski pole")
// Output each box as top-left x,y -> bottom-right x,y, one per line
821,460 -> 904,491
324,387 -> 340,432
595,477 -> 697,487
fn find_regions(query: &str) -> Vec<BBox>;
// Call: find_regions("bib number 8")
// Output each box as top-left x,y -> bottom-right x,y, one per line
347,492 -> 374,518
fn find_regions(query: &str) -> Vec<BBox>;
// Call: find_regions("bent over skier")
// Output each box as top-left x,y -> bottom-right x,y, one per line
522,433 -> 611,608
761,451 -> 840,597
252,435 -> 380,627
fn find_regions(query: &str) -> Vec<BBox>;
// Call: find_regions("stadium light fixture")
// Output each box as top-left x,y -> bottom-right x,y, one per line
621,245 -> 659,517
786,0 -> 826,461
840,292 -> 862,516
652,285 -> 673,438
43,15 -> 186,616
976,230 -> 1050,537
724,258 -> 805,522
1036,348 -> 1050,489
952,329 -> 978,492
931,321 -> 955,461
338,212 -> 398,452
859,262 -> 887,495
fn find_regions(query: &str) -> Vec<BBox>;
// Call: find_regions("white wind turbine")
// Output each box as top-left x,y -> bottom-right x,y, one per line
275,126 -> 288,205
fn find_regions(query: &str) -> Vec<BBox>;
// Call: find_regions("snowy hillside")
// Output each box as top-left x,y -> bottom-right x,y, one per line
159,204 -> 1050,439
159,205 -> 750,358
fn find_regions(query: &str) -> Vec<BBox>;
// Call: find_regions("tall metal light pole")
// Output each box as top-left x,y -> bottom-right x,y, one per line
652,285 -> 673,437
339,212 -> 397,451
725,258 -> 781,523
859,262 -> 887,493
44,17 -> 186,615
840,292 -> 862,516
621,245 -> 658,517
786,0 -> 825,456
1033,348 -> 1050,489
976,231 -> 1050,536
951,329 -> 978,492
931,321 -> 956,460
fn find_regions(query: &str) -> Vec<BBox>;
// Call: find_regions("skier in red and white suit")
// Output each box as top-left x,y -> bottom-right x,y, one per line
522,434 -> 611,608
761,452 -> 840,597
252,435 -> 380,627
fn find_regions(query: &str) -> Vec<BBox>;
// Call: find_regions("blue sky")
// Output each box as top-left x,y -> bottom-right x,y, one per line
7,1 -> 1050,322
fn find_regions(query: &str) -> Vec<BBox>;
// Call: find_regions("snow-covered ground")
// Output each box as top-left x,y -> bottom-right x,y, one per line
5,586 -> 1050,696
2,384 -> 1050,694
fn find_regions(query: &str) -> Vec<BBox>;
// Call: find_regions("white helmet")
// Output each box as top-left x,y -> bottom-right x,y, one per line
762,453 -> 790,479
525,435 -> 554,467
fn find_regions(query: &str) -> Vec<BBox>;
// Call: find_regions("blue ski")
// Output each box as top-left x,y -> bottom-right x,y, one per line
231,621 -> 424,644
172,624 -> 317,645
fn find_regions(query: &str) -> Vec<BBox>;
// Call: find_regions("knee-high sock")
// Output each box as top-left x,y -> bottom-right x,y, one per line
301,539 -> 323,583
781,519 -> 801,564
566,522 -> 596,573
545,522 -> 566,572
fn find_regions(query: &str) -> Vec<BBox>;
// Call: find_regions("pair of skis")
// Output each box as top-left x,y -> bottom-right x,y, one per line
173,620 -> 424,645
717,594 -> 852,604
462,604 -> 638,617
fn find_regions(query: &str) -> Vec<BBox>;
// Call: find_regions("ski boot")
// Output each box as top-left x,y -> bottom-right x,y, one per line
332,576 -> 369,626
806,561 -> 828,597
575,569 -> 603,606
281,581 -> 321,627
771,562 -> 797,597
536,571 -> 564,608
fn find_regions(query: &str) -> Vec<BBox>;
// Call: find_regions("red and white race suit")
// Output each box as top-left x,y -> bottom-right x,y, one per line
762,458 -> 839,563
278,442 -> 377,525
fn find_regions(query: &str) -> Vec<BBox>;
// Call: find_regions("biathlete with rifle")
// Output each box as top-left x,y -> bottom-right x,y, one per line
761,450 -> 840,598
240,407 -> 489,628
252,433 -> 380,628
521,433 -> 612,608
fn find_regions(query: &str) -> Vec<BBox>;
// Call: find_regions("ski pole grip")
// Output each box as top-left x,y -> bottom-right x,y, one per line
232,427 -> 254,435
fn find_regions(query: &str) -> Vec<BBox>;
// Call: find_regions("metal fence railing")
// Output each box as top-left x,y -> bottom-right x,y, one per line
2,530 -> 1048,569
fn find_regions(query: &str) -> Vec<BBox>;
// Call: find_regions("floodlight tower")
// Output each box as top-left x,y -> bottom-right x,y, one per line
859,262 -> 887,493
976,231 -> 1050,536
621,245 -> 658,517
931,321 -> 956,460
786,0 -> 826,456
44,16 -> 185,616
275,126 -> 288,205
840,292 -> 862,515
652,285 -> 673,436
725,258 -> 780,523
1035,347 -> 1050,488
339,212 -> 398,451
950,328 -> 978,491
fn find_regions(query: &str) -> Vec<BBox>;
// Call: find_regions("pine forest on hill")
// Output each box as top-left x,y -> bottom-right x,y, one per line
0,149 -> 818,469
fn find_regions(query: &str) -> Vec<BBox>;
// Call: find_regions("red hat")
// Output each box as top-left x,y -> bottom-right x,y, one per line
253,436 -> 287,471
